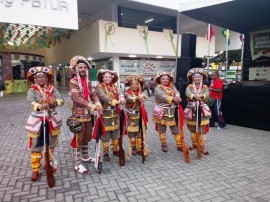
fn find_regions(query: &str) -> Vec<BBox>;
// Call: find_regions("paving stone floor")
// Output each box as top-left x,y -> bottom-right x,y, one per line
0,91 -> 270,202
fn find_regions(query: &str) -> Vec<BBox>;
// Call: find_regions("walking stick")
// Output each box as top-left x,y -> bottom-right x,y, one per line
196,101 -> 202,159
139,108 -> 146,164
94,115 -> 103,173
177,104 -> 190,163
43,108 -> 55,188
118,109 -> 125,166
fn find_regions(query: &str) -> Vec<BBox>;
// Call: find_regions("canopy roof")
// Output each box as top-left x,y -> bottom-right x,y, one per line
130,0 -> 233,12
132,0 -> 270,33
181,0 -> 270,33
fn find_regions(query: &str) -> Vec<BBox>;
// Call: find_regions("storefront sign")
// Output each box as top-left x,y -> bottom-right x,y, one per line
120,59 -> 176,80
250,29 -> 270,60
0,0 -> 78,29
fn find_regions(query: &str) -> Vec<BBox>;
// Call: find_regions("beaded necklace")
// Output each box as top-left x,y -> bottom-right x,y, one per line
102,83 -> 118,99
159,83 -> 174,96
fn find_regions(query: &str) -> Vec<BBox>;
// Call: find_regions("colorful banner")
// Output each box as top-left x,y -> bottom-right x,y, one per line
250,29 -> 270,60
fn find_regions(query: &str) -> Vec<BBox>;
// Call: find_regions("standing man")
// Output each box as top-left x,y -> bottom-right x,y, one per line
68,56 -> 103,174
209,71 -> 227,129
95,69 -> 126,162
25,66 -> 64,181
152,72 -> 183,152
91,65 -> 98,87
149,78 -> 156,96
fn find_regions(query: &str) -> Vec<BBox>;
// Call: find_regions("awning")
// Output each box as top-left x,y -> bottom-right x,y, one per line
181,0 -> 270,33
131,0 -> 270,33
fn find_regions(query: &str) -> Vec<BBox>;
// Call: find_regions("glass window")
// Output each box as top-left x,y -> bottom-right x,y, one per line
118,7 -> 176,33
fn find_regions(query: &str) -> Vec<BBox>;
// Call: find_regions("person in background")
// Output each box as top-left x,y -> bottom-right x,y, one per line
209,71 -> 227,129
143,79 -> 151,96
91,65 -> 98,87
149,78 -> 156,96
56,71 -> 62,87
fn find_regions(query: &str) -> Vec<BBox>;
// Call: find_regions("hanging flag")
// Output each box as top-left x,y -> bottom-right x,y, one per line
206,24 -> 214,41
221,28 -> 230,45
240,34 -> 244,43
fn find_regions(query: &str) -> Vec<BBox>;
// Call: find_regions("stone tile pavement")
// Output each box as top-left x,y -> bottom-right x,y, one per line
0,91 -> 270,202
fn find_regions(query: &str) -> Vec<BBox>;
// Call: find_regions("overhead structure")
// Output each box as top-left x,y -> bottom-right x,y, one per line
131,0 -> 270,33
180,0 -> 270,33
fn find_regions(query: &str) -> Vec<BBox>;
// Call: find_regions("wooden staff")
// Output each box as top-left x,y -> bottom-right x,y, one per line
139,108 -> 146,164
177,104 -> 190,163
196,101 -> 202,159
43,107 -> 55,188
118,109 -> 125,166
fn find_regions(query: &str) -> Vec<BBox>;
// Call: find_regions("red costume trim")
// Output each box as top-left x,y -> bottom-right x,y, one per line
31,84 -> 54,97
29,137 -> 33,148
70,134 -> 78,148
178,104 -> 185,130
74,76 -> 90,101
92,117 -> 106,140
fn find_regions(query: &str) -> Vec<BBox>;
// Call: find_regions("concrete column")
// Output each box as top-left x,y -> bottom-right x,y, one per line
111,0 -> 117,22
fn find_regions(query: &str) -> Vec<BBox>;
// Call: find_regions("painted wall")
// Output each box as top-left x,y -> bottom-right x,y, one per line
45,21 -> 101,65
45,20 -> 215,65
99,20 -> 215,57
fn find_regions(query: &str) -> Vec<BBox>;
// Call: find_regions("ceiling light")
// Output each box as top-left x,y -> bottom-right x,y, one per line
87,57 -> 93,60
156,56 -> 163,58
129,55 -> 136,58
145,18 -> 154,23
121,13 -> 123,16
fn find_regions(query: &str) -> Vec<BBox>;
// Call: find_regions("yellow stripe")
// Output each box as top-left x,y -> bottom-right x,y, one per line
186,119 -> 209,125
153,117 -> 176,126
105,125 -> 119,131
127,126 -> 139,132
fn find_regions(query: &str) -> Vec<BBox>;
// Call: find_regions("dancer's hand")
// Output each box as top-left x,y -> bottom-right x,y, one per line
39,103 -> 49,110
95,104 -> 103,115
119,97 -> 126,105
194,94 -> 202,101
173,96 -> 182,104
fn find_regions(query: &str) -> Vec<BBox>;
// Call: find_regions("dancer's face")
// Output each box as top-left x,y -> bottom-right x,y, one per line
34,74 -> 48,87
103,72 -> 112,84
160,76 -> 170,86
77,63 -> 87,77
130,80 -> 139,91
193,75 -> 202,84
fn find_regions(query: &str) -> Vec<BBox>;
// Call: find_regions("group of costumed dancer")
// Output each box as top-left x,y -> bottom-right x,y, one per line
24,55 -> 211,186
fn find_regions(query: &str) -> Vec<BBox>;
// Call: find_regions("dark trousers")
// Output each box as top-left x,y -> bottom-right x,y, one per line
145,87 -> 151,96
210,99 -> 226,128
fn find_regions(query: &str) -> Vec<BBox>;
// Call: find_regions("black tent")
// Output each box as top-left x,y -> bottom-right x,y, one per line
181,0 -> 270,80
181,0 -> 270,34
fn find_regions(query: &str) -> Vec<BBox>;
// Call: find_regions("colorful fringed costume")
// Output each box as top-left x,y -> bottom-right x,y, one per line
25,66 -> 64,181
